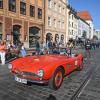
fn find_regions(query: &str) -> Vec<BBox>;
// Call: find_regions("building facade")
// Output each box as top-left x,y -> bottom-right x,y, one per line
0,0 -> 44,48
78,17 -> 90,39
44,0 -> 67,47
94,29 -> 100,40
66,1 -> 69,43
67,5 -> 78,40
77,11 -> 94,39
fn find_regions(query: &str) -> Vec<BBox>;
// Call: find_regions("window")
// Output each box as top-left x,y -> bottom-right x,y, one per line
48,17 -> 51,26
69,14 -> 71,19
68,29 -> 70,35
62,22 -> 64,29
48,0 -> 52,9
0,0 -> 3,9
63,7 -> 65,15
38,8 -> 42,19
72,22 -> 73,27
20,1 -> 26,15
55,34 -> 59,43
9,0 -> 16,12
30,5 -> 35,17
72,15 -> 74,20
72,30 -> 73,35
54,2 -> 56,11
69,22 -> 71,27
54,19 -> 56,28
58,5 -> 61,13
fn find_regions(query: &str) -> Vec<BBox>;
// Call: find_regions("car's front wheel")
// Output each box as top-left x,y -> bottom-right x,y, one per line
49,67 -> 64,90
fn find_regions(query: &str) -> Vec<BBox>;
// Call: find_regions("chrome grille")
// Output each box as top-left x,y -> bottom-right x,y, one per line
15,69 -> 38,77
23,72 -> 35,76
23,72 -> 38,77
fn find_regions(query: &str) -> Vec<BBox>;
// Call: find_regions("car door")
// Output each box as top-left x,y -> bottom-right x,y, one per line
67,56 -> 80,73
64,57 -> 75,74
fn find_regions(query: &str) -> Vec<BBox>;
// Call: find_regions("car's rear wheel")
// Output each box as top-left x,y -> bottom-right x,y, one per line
49,67 -> 64,90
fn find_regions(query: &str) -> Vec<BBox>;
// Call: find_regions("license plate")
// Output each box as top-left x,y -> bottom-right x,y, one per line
15,76 -> 27,84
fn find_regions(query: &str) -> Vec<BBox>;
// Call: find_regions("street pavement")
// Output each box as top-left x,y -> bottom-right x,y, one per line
0,49 -> 100,100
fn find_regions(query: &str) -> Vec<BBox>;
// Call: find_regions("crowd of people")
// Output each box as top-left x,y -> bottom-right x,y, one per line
0,38 -> 100,65
36,39 -> 100,57
0,40 -> 27,65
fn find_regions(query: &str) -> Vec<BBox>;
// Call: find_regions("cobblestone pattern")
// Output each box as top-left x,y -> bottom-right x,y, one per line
0,49 -> 99,100
77,49 -> 100,100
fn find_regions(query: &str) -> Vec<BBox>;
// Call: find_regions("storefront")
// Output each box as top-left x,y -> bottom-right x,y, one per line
29,27 -> 40,48
13,25 -> 21,45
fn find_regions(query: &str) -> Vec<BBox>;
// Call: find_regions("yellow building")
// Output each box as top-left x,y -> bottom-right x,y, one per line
44,0 -> 67,47
0,0 -> 44,48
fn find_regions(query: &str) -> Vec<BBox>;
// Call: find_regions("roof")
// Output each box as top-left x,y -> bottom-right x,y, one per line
77,11 -> 93,21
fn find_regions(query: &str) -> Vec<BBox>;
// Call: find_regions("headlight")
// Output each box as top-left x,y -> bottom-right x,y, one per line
15,69 -> 23,75
8,64 -> 12,69
37,69 -> 44,77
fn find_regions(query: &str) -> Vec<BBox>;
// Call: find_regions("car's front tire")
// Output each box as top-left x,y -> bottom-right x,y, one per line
49,67 -> 64,90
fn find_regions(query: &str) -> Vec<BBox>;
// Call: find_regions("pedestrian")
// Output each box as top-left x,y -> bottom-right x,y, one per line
84,39 -> 92,58
48,40 -> 53,54
66,42 -> 71,56
69,42 -> 74,56
0,40 -> 7,65
91,41 -> 95,50
20,43 -> 27,57
35,40 -> 40,55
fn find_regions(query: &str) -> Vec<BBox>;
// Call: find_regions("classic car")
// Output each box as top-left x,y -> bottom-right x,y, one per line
8,54 -> 84,90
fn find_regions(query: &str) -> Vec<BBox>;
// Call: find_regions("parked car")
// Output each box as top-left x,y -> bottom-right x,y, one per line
8,54 -> 84,90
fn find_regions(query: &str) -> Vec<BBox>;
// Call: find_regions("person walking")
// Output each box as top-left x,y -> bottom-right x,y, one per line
20,43 -> 27,57
84,39 -> 92,58
69,42 -> 74,56
66,42 -> 71,56
48,40 -> 53,54
0,40 -> 7,65
35,40 -> 40,55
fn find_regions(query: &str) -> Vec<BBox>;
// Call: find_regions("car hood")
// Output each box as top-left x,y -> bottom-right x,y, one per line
11,55 -> 68,72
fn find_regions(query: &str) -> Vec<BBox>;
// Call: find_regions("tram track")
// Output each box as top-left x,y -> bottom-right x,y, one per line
70,62 -> 96,100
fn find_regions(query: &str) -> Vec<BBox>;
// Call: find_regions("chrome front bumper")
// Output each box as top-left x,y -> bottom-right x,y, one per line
14,75 -> 48,85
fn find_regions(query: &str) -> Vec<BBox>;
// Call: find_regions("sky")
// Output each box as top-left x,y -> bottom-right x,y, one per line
69,0 -> 100,29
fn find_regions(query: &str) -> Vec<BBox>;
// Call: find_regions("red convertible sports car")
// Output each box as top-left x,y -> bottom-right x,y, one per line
8,54 -> 83,90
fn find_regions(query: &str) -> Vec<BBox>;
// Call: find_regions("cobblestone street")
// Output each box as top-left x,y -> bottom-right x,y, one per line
0,49 -> 100,100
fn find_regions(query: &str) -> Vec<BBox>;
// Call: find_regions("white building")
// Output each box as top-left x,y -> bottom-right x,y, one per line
67,5 -> 78,40
94,29 -> 100,40
77,11 -> 94,39
77,17 -> 90,39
